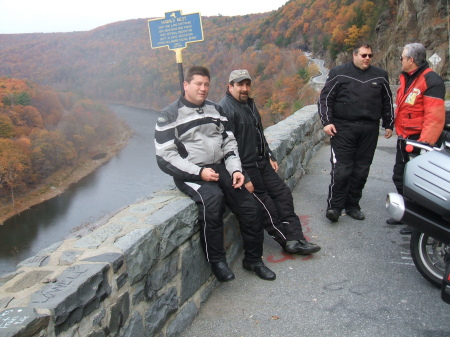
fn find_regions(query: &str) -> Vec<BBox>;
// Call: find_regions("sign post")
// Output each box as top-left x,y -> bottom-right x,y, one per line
148,10 -> 204,95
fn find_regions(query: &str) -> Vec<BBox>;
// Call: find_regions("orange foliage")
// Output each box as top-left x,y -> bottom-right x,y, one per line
0,0 -> 390,125
0,77 -> 124,201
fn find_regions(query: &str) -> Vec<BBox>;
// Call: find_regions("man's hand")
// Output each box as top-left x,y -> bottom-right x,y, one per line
384,129 -> 393,139
244,181 -> 254,193
270,158 -> 279,172
200,168 -> 219,181
324,124 -> 337,136
232,171 -> 245,188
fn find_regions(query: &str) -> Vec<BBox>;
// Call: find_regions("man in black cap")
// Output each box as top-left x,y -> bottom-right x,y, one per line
219,69 -> 321,255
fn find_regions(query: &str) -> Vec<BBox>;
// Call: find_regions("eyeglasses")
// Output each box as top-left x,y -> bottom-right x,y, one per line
359,53 -> 373,59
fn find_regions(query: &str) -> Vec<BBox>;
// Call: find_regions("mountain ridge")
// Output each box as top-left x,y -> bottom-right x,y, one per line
1,0 -> 448,113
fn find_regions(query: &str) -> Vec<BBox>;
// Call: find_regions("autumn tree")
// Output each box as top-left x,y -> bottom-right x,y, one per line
29,129 -> 76,180
0,138 -> 30,207
0,114 -> 14,138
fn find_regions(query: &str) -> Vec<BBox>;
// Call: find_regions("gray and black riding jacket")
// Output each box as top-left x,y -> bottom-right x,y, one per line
154,96 -> 242,181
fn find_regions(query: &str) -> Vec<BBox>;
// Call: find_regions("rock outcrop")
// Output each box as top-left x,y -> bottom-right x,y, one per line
375,0 -> 449,82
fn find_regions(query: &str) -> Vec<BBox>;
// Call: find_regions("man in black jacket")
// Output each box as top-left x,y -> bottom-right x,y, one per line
219,69 -> 321,255
318,42 -> 394,222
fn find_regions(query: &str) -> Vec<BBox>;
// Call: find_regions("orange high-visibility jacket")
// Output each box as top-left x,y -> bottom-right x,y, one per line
395,65 -> 445,144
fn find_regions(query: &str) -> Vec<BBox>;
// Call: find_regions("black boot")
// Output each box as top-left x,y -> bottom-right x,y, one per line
346,209 -> 365,220
386,218 -> 403,225
326,209 -> 340,222
284,239 -> 321,255
211,262 -> 235,282
242,260 -> 276,280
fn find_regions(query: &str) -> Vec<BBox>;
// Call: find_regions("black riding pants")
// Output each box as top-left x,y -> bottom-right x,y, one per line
245,157 -> 305,246
392,134 -> 420,195
175,162 -> 263,264
328,121 -> 379,212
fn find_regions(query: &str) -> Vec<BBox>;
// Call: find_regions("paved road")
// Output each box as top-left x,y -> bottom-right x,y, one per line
311,58 -> 328,84
182,135 -> 450,337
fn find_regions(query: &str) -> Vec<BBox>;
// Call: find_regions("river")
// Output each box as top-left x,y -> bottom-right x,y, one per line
0,104 -> 171,275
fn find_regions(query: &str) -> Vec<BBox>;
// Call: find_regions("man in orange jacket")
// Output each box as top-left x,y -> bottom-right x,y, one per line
388,43 -> 445,234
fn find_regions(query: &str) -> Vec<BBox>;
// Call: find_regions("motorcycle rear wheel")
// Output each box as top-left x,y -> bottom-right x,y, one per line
410,231 -> 446,287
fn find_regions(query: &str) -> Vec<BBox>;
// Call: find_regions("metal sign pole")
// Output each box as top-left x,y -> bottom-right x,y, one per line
175,49 -> 184,96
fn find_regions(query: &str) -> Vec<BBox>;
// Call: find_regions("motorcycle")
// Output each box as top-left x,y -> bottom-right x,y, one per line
386,131 -> 450,304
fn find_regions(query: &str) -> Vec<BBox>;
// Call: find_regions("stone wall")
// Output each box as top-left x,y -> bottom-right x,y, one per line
0,105 -> 325,337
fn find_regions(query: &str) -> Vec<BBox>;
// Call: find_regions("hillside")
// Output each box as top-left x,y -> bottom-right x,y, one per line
375,0 -> 448,83
0,13 -> 318,125
0,0 -> 448,118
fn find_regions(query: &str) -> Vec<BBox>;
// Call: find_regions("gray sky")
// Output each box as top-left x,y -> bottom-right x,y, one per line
0,0 -> 288,34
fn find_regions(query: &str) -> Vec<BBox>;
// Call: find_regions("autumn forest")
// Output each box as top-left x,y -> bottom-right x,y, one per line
0,0 -> 398,112
0,0 -> 403,216
0,78 -> 126,217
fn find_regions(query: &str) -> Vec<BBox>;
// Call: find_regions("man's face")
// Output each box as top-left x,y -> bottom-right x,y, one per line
184,75 -> 210,105
400,48 -> 416,72
353,47 -> 373,70
228,79 -> 252,102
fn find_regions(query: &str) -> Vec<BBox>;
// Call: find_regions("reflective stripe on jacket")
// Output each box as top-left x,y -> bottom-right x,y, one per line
154,96 -> 242,181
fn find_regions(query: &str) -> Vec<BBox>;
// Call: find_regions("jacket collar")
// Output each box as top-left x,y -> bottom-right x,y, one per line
401,62 -> 429,91
351,61 -> 370,72
180,95 -> 206,109
401,62 -> 429,81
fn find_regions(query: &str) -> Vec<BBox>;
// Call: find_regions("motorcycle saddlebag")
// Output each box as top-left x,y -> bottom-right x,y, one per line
403,148 -> 450,221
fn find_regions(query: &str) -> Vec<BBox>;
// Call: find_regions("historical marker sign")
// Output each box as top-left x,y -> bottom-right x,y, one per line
148,10 -> 204,50
148,10 -> 204,94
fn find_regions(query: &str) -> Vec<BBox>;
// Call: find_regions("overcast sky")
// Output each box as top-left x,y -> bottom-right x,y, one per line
0,0 -> 288,34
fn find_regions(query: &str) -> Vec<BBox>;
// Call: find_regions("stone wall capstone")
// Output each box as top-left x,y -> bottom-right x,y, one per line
0,105 -> 325,337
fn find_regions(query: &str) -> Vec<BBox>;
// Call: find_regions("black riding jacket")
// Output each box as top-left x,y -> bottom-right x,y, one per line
318,62 -> 394,129
219,91 -> 276,169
